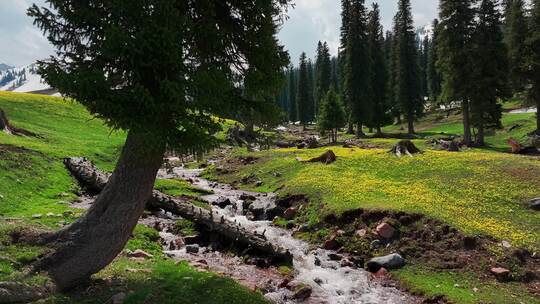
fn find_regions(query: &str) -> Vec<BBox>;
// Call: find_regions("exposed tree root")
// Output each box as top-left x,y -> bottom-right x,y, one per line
9,227 -> 57,246
63,157 -> 292,264
389,140 -> 422,158
0,109 -> 38,137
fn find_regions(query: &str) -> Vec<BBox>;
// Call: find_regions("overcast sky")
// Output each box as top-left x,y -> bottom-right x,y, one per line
0,0 -> 438,67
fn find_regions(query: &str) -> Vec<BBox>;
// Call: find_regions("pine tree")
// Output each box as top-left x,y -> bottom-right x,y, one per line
385,31 -> 400,124
318,88 -> 346,143
420,35 -> 430,99
340,0 -> 355,134
331,56 -> 340,91
367,3 -> 391,135
428,19 -> 443,102
27,0 -> 290,289
470,0 -> 510,146
525,0 -> 540,134
394,0 -> 422,134
505,0 -> 529,94
288,66 -> 298,122
307,59 -> 316,121
315,41 -> 332,116
437,0 -> 477,145
297,53 -> 311,128
345,0 -> 372,137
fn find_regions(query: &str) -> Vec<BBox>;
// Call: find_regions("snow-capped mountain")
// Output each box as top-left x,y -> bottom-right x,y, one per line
0,63 -> 51,93
0,63 -> 13,72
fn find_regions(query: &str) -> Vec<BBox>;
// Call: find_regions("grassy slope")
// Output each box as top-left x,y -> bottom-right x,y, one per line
209,110 -> 540,304
0,91 -> 267,303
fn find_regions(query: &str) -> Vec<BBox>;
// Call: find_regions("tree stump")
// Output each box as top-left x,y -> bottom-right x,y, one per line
390,140 -> 421,157
306,150 -> 337,164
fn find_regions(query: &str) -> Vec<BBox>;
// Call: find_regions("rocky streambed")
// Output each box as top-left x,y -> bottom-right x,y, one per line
154,165 -> 418,304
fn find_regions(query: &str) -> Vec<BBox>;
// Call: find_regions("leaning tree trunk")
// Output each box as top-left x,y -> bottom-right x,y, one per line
33,130 -> 166,290
462,100 -> 472,146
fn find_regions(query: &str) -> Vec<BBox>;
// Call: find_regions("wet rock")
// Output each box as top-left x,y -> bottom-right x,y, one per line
286,221 -> 295,230
278,279 -> 290,289
349,256 -> 365,268
248,200 -> 284,221
314,257 -> 321,266
322,235 -> 340,250
297,224 -> 309,233
370,239 -> 382,250
367,253 -> 406,272
283,207 -> 298,220
127,249 -> 153,259
183,235 -> 201,245
213,196 -> 232,208
240,194 -> 257,201
293,285 -> 313,301
529,198 -> 540,211
340,259 -> 355,268
328,253 -> 342,261
372,267 -> 389,279
112,292 -> 126,304
313,277 -> 324,285
490,267 -> 510,282
170,237 -> 184,250
376,222 -> 396,239
186,244 -> 199,254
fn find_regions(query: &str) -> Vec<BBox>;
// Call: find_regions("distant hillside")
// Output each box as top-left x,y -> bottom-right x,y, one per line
0,63 -> 52,93
0,63 -> 13,72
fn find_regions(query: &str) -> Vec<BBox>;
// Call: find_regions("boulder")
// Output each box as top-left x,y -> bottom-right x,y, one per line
293,285 -> 313,301
186,244 -> 200,254
322,235 -> 340,250
212,196 -> 232,208
529,198 -> 540,211
248,200 -> 284,221
367,253 -> 406,272
328,253 -> 342,261
283,207 -> 298,220
490,267 -> 511,282
183,235 -> 201,245
372,267 -> 389,279
376,223 -> 396,239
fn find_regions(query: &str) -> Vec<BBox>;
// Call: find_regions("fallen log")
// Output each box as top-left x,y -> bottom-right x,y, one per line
0,109 -> 37,137
64,157 -> 292,263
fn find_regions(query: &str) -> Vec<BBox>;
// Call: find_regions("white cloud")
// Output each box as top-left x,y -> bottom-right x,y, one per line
279,0 -> 439,64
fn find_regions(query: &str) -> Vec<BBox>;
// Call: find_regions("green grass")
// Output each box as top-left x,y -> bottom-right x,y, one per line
211,147 -> 540,250
395,266 -> 540,304
155,179 -> 212,197
0,91 -> 267,303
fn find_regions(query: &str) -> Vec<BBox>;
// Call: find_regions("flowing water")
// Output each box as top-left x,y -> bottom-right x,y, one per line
157,166 -> 417,304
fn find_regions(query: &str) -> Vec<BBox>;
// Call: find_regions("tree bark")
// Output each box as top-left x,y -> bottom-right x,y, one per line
407,112 -> 415,135
34,130 -> 166,291
536,99 -> 540,135
476,125 -> 485,147
355,122 -> 365,139
462,100 -> 472,146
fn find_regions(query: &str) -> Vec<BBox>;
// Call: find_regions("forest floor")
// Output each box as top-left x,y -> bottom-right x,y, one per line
1,91 -> 539,303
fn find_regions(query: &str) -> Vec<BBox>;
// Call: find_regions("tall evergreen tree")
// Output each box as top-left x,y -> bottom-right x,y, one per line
345,0 -> 372,137
297,53 -> 311,128
505,0 -> 529,94
394,0 -> 422,134
288,66 -> 298,122
437,0 -> 477,145
27,0 -> 290,289
318,88 -> 346,143
525,0 -> 540,134
367,3 -> 391,135
385,31 -> 401,124
340,0 -> 355,134
315,41 -> 332,116
331,56 -> 340,91
470,0 -> 510,146
307,59 -> 316,121
420,35 -> 430,99
428,19 -> 443,102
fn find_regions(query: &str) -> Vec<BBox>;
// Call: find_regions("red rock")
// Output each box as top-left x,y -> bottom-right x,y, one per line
490,267 -> 510,281
278,278 -> 290,289
322,235 -> 340,250
376,223 -> 396,239
283,207 -> 298,220
372,267 -> 389,279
